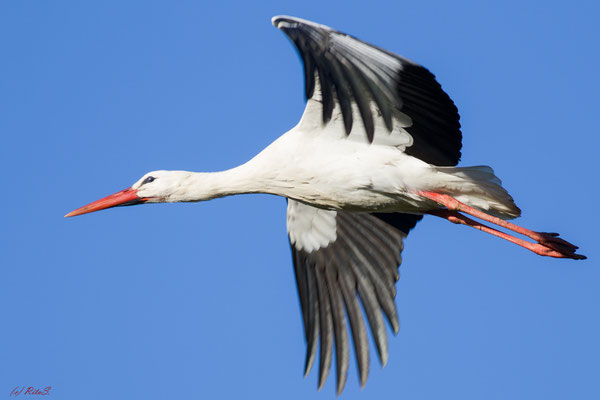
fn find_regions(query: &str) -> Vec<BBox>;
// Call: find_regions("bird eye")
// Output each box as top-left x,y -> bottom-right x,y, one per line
142,176 -> 156,185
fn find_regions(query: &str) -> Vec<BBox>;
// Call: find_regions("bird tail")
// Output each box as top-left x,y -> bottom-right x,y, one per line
433,165 -> 521,220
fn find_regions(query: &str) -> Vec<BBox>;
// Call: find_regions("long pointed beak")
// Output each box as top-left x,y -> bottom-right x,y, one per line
65,188 -> 145,217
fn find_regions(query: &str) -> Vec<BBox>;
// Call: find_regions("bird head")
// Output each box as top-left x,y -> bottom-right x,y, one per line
65,170 -> 196,217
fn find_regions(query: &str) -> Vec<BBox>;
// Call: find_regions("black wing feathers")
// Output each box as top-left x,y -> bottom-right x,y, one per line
289,212 -> 421,393
398,64 -> 462,165
274,15 -> 462,166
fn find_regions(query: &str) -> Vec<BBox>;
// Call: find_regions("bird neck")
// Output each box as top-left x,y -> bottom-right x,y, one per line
185,162 -> 267,201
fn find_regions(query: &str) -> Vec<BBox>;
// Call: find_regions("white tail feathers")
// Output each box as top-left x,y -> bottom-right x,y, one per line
434,165 -> 521,220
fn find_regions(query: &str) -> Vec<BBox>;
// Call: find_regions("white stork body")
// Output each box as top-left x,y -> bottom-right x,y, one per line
66,15 -> 584,395
134,98 -> 516,216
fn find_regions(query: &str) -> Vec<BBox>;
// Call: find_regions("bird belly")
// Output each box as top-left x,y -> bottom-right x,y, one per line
282,178 -> 428,213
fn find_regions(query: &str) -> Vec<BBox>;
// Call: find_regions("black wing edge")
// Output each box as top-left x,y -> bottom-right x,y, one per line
290,211 -> 422,394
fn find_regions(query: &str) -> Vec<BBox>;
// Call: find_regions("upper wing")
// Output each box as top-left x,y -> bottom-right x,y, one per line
287,200 -> 422,394
273,15 -> 462,166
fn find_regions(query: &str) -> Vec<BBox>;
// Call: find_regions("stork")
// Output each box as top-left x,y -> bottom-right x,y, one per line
66,16 -> 585,394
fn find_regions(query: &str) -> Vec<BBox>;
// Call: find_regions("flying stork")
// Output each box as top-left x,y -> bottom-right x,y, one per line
66,16 -> 585,394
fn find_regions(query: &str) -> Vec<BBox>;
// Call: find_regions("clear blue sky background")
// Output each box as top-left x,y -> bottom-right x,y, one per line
1,1 -> 598,399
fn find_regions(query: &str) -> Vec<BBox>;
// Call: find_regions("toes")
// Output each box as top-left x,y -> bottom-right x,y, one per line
531,244 -> 565,258
530,242 -> 586,260
543,240 -> 577,254
531,243 -> 587,260
537,233 -> 578,250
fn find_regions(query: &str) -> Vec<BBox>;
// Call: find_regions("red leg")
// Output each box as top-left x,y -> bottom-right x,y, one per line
428,210 -> 583,259
420,192 -> 586,260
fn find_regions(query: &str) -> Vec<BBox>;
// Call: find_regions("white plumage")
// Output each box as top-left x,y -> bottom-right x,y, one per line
287,200 -> 337,252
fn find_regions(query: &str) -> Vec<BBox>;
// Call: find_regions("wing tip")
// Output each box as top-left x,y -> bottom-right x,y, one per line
271,15 -> 287,28
335,373 -> 348,396
304,359 -> 314,377
272,15 -> 334,31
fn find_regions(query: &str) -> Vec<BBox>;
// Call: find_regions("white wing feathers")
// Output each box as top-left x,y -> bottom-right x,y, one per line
287,200 -> 337,252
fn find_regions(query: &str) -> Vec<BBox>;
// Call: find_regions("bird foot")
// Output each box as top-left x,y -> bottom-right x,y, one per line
529,241 -> 587,260
531,232 -> 586,260
535,232 -> 578,249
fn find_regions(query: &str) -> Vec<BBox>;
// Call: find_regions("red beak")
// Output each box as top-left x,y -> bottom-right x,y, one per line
65,188 -> 145,217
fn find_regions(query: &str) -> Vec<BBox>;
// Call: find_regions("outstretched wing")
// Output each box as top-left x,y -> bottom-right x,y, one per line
287,200 -> 422,394
273,15 -> 462,166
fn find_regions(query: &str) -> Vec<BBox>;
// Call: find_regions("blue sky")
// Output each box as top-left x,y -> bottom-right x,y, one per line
1,1 -> 598,399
